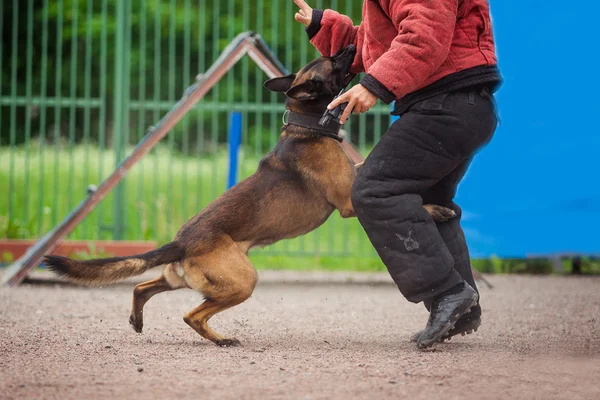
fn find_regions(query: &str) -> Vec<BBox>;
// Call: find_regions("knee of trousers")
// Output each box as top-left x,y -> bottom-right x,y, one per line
351,168 -> 412,218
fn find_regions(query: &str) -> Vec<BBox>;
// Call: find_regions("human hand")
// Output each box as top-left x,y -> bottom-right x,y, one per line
294,0 -> 313,27
327,84 -> 378,124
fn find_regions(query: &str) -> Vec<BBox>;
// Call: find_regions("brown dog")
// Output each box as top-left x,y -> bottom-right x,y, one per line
45,45 -> 456,347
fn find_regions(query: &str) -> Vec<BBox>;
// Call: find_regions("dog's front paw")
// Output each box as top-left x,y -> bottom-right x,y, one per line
424,204 -> 456,222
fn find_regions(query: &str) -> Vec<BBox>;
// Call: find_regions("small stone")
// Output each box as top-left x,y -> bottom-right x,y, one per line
280,367 -> 286,371
137,367 -> 144,373
389,380 -> 397,384
19,384 -> 25,388
250,361 -> 256,365
105,345 -> 111,349
436,381 -> 444,386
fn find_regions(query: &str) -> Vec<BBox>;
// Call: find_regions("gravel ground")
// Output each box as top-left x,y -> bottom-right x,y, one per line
1,273 -> 599,400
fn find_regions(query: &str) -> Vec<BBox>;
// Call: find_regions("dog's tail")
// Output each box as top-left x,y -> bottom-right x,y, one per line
44,242 -> 185,286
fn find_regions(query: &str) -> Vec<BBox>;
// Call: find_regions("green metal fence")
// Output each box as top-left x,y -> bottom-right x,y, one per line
0,0 -> 393,258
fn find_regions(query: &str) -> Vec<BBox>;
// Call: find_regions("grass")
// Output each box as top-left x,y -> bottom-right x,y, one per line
0,142 -> 383,271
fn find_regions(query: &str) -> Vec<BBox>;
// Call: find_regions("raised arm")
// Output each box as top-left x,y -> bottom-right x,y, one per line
294,0 -> 365,74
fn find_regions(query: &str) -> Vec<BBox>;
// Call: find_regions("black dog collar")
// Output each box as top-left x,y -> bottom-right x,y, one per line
282,110 -> 343,142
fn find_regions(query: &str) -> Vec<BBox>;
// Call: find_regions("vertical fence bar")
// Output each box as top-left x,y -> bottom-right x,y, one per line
241,0 -> 249,179
227,0 -> 234,106
23,0 -> 34,228
298,1 -> 307,254
211,0 -> 220,199
255,0 -> 264,162
268,1 -> 278,153
152,0 -> 161,237
8,0 -> 19,226
52,0 -> 64,228
37,0 -> 49,236
182,0 -> 191,221
226,0 -> 236,203
123,0 -> 132,238
310,2 -> 324,255
167,0 -> 176,232
338,0 -> 354,255
299,4 -> 307,68
67,0 -> 78,214
196,1 -> 207,212
137,0 -> 148,240
287,0 -> 295,71
82,0 -> 93,238
284,0 -> 294,253
97,0 -> 108,239
348,0 -> 363,257
112,0 -> 126,239
325,0 -> 342,254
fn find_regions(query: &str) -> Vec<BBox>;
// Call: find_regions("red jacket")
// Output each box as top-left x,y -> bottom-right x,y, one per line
306,0 -> 501,110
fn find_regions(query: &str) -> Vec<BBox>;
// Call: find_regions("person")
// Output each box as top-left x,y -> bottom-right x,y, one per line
293,0 -> 502,348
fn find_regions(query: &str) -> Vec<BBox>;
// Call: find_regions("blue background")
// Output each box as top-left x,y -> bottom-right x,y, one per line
452,1 -> 600,257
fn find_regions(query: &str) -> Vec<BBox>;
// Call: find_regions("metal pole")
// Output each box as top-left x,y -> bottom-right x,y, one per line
112,0 -> 126,240
227,111 -> 242,189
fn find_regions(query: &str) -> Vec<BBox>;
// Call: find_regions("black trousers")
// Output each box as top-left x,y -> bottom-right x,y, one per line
351,85 -> 498,304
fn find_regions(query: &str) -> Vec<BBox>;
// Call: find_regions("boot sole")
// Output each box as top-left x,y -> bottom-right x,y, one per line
441,318 -> 481,342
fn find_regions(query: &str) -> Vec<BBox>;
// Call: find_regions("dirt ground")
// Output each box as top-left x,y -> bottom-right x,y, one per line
1,272 -> 599,400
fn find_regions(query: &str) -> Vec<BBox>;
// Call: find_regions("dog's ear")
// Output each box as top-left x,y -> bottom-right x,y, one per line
263,74 -> 296,93
285,80 -> 323,101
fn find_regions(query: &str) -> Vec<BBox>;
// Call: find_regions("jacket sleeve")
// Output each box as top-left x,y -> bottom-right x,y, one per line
306,9 -> 365,74
359,0 -> 458,104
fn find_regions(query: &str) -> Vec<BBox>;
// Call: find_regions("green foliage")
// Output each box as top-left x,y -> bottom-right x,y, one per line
511,259 -> 554,275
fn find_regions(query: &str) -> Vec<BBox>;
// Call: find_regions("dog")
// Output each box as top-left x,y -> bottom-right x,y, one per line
45,44 -> 456,347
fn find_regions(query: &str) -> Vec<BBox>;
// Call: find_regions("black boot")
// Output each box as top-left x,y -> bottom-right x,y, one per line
416,282 -> 479,349
411,305 -> 481,343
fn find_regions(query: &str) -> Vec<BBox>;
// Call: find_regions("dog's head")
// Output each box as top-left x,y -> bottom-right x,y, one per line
263,44 -> 356,106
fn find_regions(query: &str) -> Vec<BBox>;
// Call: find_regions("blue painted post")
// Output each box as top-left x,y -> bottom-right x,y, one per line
227,111 -> 242,189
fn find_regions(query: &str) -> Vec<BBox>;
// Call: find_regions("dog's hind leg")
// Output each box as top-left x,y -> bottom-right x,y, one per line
184,299 -> 244,347
129,266 -> 186,333
182,240 -> 258,347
